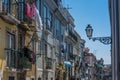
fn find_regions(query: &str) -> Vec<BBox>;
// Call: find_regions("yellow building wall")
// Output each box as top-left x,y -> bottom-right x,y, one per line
0,18 -> 16,79
0,17 -> 36,79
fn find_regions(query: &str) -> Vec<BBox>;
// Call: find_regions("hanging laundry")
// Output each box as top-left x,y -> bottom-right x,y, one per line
26,3 -> 35,19
23,46 -> 32,62
31,3 -> 35,18
26,3 -> 31,18
34,7 -> 43,31
32,50 -> 36,64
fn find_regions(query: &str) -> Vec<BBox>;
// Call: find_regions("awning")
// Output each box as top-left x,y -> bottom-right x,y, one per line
64,61 -> 72,67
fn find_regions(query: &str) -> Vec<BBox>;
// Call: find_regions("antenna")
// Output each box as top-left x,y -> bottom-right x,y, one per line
66,4 -> 72,10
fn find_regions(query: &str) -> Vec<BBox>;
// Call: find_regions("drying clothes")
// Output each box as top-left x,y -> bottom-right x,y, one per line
26,3 -> 35,18
26,3 -> 31,18
31,3 -> 35,17
34,7 -> 43,31
26,3 -> 43,31
32,50 -> 36,64
23,47 -> 32,62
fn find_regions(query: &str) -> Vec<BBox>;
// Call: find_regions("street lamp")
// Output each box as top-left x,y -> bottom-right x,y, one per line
85,24 -> 111,45
100,58 -> 104,65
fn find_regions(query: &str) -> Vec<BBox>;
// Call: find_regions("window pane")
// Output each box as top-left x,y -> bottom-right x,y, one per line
6,33 -> 10,48
11,34 -> 15,49
18,0 -> 25,21
6,32 -> 16,68
31,40 -> 34,51
36,0 -> 41,14
44,5 -> 47,29
38,41 -> 41,53
9,76 -> 15,80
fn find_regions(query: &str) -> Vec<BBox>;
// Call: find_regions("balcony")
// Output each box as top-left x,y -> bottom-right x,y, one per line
45,26 -> 51,35
45,18 -> 52,35
5,48 -> 17,69
5,48 -> 32,70
0,0 -> 20,24
65,30 -> 78,44
54,0 -> 62,7
46,57 -> 53,69
68,52 -> 75,60
60,43 -> 66,53
0,0 -> 34,25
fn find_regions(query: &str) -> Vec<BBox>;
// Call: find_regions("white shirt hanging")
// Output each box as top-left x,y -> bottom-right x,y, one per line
34,7 -> 43,32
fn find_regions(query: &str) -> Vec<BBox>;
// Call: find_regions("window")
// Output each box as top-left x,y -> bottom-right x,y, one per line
60,25 -> 65,41
36,0 -> 41,14
17,0 -> 25,21
44,5 -> 47,29
68,24 -> 74,32
6,31 -> 16,68
48,11 -> 53,30
38,77 -> 41,80
31,40 -> 35,51
46,57 -> 52,69
2,0 -> 25,21
8,0 -> 25,21
38,41 -> 41,54
2,0 -> 11,13
53,18 -> 57,37
56,19 -> 60,39
9,76 -> 15,80
18,30 -> 25,49
45,44 -> 47,55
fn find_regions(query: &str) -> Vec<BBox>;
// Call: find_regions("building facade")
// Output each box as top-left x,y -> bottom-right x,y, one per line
0,0 -> 84,80
109,0 -> 120,80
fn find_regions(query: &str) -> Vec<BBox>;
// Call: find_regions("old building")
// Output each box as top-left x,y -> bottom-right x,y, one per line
0,0 -> 40,80
0,0 -> 83,80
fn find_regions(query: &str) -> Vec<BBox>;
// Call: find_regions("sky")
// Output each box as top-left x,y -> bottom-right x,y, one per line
62,0 -> 111,64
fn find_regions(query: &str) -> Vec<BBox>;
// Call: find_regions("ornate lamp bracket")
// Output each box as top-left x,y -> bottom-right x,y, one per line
90,37 -> 111,45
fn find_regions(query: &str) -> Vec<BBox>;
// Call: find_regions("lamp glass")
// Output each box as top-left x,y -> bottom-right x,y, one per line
85,24 -> 93,39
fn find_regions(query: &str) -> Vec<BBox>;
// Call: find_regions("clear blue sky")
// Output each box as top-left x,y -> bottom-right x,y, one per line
62,0 -> 111,64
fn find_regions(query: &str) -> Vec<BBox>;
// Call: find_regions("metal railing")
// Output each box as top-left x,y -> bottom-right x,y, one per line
4,48 -> 32,70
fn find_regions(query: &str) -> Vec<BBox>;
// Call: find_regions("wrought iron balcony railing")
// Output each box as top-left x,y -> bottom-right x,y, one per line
0,0 -> 32,23
5,48 -> 17,68
4,48 -> 32,70
68,30 -> 78,41
65,30 -> 78,42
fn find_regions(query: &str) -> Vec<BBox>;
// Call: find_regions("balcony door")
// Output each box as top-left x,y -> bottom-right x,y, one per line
6,31 -> 16,68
